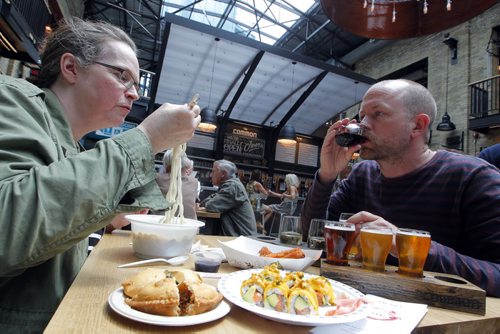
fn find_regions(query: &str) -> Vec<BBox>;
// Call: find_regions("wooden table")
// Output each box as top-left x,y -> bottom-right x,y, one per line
45,231 -> 500,333
196,208 -> 221,219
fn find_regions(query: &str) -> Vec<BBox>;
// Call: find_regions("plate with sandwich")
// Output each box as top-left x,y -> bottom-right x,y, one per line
109,268 -> 230,326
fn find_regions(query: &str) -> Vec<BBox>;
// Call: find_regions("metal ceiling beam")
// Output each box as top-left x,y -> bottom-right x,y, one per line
261,77 -> 314,126
292,19 -> 330,52
276,70 -> 328,132
98,1 -> 155,38
215,50 -> 265,159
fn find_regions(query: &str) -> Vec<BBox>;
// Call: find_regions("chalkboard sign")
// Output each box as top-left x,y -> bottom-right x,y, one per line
223,134 -> 265,158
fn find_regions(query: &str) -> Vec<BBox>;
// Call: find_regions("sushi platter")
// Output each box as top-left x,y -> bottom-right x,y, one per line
217,267 -> 370,326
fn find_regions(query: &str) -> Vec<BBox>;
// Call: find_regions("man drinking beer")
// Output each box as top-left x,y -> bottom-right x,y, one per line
301,79 -> 500,296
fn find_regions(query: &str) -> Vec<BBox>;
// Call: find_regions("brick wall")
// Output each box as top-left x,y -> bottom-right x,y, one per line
352,2 -> 500,155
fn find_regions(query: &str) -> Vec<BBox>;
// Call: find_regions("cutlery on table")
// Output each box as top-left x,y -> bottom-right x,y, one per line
117,255 -> 189,268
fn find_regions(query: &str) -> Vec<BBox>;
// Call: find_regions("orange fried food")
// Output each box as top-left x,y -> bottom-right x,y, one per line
258,246 -> 305,259
258,246 -> 273,256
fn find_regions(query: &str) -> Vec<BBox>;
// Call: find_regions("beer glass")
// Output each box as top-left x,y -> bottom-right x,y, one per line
396,228 -> 431,277
360,227 -> 393,272
279,216 -> 302,246
339,213 -> 359,260
324,221 -> 356,266
307,219 -> 327,250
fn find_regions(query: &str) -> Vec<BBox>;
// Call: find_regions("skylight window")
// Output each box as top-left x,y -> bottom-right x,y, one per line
161,0 -> 316,46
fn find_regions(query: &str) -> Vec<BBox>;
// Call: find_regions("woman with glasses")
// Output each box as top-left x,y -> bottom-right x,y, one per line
0,17 -> 200,332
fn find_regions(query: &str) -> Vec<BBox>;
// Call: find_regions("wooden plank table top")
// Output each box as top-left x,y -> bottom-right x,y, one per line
45,231 -> 500,333
196,208 -> 221,219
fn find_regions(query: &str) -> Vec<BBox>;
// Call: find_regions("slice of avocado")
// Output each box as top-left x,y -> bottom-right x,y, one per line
294,296 -> 309,311
267,294 -> 279,308
243,286 -> 257,303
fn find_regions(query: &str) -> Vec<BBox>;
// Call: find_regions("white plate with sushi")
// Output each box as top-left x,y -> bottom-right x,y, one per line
218,236 -> 322,271
217,269 -> 370,326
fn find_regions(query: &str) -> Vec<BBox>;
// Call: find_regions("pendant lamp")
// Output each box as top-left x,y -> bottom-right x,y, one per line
198,37 -> 219,132
198,107 -> 217,132
436,112 -> 456,131
278,124 -> 297,144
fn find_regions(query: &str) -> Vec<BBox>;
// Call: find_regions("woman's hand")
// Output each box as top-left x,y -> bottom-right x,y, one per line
138,103 -> 201,154
106,208 -> 149,233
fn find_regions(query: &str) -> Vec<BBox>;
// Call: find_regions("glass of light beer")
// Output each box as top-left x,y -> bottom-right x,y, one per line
324,221 -> 356,266
360,227 -> 394,272
396,228 -> 431,277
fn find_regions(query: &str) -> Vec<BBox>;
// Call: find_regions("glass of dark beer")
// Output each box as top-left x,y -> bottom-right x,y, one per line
335,123 -> 367,147
324,221 -> 356,266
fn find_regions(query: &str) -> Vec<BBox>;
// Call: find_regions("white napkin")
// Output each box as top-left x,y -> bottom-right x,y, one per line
191,240 -> 226,261
311,294 -> 428,334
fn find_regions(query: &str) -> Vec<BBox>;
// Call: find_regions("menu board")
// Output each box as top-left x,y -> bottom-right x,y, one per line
223,134 -> 265,158
298,142 -> 318,167
188,133 -> 215,150
275,141 -> 296,163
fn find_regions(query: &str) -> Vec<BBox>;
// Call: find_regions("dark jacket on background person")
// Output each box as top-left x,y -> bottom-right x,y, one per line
478,143 -> 500,169
202,177 -> 257,236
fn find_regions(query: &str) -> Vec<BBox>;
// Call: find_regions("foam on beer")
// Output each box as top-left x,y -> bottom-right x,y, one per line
397,230 -> 430,237
325,224 -> 355,232
362,229 -> 393,235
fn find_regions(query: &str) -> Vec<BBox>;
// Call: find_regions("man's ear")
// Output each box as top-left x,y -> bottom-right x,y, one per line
412,113 -> 431,138
59,53 -> 79,84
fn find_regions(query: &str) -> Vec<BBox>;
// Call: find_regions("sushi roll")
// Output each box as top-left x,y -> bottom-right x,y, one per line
308,276 -> 335,306
283,271 -> 304,289
263,279 -> 289,313
259,263 -> 281,283
240,273 -> 267,307
287,281 -> 319,315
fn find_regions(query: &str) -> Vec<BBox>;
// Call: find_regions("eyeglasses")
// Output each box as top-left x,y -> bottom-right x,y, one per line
94,61 -> 141,96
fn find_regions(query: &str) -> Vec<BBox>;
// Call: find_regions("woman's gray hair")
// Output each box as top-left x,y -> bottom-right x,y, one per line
162,149 -> 193,172
284,174 -> 300,188
38,16 -> 136,88
215,160 -> 237,179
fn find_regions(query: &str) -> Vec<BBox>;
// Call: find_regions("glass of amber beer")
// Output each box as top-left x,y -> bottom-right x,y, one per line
324,221 -> 356,266
396,228 -> 431,277
360,227 -> 393,272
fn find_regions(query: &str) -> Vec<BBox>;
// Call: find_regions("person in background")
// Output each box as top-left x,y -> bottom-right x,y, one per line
0,17 -> 200,332
200,160 -> 257,236
245,169 -> 269,233
155,149 -> 199,220
478,143 -> 500,169
301,79 -> 500,296
261,173 -> 300,227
